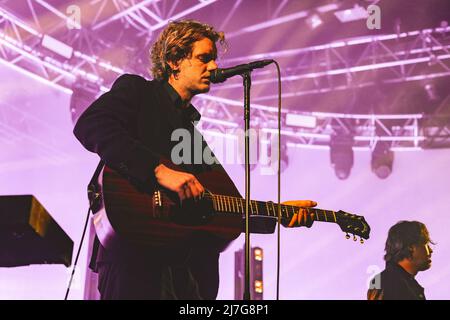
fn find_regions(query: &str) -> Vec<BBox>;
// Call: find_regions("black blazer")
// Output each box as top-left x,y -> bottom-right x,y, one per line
75,74 -> 188,187
74,74 -> 276,237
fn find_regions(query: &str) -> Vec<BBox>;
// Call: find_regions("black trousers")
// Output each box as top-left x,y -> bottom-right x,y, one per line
96,246 -> 220,300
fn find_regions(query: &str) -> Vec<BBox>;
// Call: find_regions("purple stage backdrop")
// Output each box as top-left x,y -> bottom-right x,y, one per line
1,0 -> 449,300
1,63 -> 449,299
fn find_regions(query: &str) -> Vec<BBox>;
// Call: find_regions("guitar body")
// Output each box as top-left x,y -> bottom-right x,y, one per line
92,165 -> 243,251
90,161 -> 371,251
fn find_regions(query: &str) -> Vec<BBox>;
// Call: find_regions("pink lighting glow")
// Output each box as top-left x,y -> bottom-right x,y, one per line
1,0 -> 450,301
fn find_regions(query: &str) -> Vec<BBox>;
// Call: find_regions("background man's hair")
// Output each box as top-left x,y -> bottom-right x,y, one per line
384,220 -> 434,264
150,20 -> 225,80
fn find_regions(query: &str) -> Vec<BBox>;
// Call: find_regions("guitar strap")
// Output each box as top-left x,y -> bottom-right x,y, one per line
87,160 -> 105,213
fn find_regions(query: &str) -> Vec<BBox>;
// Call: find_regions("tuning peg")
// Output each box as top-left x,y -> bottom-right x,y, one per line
360,238 -> 364,244
353,235 -> 357,241
345,233 -> 350,239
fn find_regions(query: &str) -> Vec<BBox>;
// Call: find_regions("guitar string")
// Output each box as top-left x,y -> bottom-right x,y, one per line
199,193 -> 338,221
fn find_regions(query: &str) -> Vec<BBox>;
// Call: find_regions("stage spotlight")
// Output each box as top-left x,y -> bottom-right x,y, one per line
286,113 -> 317,128
424,83 -> 440,102
70,80 -> 100,124
41,34 -> 73,59
330,134 -> 354,180
334,5 -> 367,23
306,14 -> 323,29
371,142 -> 394,179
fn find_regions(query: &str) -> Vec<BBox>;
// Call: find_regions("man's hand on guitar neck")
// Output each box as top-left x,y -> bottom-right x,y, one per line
282,200 -> 317,228
154,164 -> 205,201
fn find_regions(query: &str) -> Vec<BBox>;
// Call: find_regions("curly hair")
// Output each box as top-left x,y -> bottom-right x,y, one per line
384,220 -> 435,264
150,20 -> 225,80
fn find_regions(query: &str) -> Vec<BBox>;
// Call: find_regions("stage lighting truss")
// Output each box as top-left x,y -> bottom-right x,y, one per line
0,0 -> 216,88
193,97 -> 450,152
1,2 -> 449,152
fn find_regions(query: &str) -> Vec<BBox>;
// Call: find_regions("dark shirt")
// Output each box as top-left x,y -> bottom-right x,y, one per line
161,81 -> 201,123
368,263 -> 426,300
159,81 -> 222,175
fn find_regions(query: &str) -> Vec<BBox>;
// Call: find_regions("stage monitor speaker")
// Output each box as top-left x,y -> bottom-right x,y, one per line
0,195 -> 73,267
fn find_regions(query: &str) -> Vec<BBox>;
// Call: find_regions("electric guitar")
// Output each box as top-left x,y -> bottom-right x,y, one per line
91,165 -> 370,250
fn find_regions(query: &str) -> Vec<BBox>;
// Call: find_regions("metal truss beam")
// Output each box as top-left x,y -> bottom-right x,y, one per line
0,8 -> 122,89
1,5 -> 449,151
224,27 -> 450,64
225,1 -> 378,38
195,95 -> 440,151
91,0 -> 217,31
227,8 -> 309,38
92,0 -> 160,31
33,0 -> 81,29
1,0 -> 216,85
215,26 -> 450,99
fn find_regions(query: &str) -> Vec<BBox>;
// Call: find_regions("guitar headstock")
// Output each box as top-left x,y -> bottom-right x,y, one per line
335,210 -> 371,242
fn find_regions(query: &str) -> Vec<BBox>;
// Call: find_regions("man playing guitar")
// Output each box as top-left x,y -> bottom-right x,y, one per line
74,20 -> 316,300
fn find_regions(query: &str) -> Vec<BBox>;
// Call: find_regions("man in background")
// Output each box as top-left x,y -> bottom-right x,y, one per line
368,220 -> 434,300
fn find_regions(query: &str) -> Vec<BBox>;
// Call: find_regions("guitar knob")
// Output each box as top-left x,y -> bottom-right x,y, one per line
360,238 -> 364,244
345,233 -> 350,239
353,235 -> 357,241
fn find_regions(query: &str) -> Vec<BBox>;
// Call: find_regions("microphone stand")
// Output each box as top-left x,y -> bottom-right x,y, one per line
210,60 -> 273,300
242,72 -> 252,301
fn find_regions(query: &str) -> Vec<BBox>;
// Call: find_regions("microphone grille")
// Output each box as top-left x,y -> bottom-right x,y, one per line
210,69 -> 225,84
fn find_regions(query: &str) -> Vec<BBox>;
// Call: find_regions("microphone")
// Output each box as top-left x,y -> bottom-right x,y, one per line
210,59 -> 274,83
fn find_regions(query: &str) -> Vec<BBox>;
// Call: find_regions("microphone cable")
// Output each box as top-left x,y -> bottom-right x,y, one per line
64,161 -> 103,300
273,60 -> 283,301
64,199 -> 94,300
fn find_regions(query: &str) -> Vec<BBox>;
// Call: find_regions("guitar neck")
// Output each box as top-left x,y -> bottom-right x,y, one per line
208,193 -> 338,223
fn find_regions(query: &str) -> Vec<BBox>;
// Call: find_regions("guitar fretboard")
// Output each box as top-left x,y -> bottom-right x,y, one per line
208,194 -> 337,223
